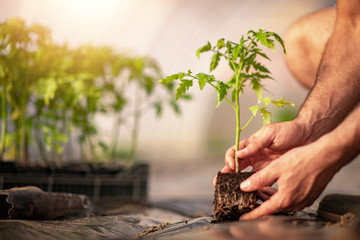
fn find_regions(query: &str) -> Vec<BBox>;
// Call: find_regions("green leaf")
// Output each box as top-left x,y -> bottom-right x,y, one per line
271,32 -> 286,54
262,97 -> 271,105
232,44 -> 242,60
154,102 -> 162,116
260,107 -> 271,125
144,76 -> 154,94
256,30 -> 268,48
178,72 -> 185,80
216,81 -> 229,108
252,62 -> 270,73
180,94 -> 192,100
252,80 -> 263,100
196,73 -> 215,90
159,73 -> 179,84
271,97 -> 295,107
170,100 -> 181,115
98,141 -> 108,151
217,38 -> 225,49
249,105 -> 259,116
226,41 -> 232,54
197,73 -> 207,90
176,80 -> 193,100
210,52 -> 220,72
196,41 -> 211,58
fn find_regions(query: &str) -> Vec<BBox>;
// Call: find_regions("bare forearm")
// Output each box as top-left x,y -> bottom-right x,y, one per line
296,1 -> 360,141
314,103 -> 360,172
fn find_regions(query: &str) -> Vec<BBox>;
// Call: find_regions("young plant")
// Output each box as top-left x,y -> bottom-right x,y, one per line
160,29 -> 294,173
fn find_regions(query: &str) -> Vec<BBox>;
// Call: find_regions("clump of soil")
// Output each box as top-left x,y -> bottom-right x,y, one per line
214,171 -> 257,221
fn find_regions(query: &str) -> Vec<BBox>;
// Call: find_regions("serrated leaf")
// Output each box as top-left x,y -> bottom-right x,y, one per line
216,81 -> 229,108
170,100 -> 181,115
256,30 -> 268,47
226,41 -> 232,54
249,105 -> 259,116
253,62 -> 270,73
210,52 -> 220,72
178,72 -> 185,80
271,32 -> 286,54
267,39 -> 275,52
197,73 -> 207,90
176,80 -> 193,100
180,94 -> 192,100
262,97 -> 271,105
232,44 -> 242,60
217,38 -> 225,49
159,73 -> 179,84
252,80 -> 263,100
196,41 -> 211,58
271,97 -> 295,107
260,107 -> 271,125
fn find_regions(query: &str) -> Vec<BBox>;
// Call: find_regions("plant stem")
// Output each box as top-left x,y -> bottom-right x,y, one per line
127,87 -> 142,164
111,117 -> 121,161
234,61 -> 244,173
0,86 -> 6,161
20,112 -> 28,166
235,75 -> 241,173
34,119 -> 48,164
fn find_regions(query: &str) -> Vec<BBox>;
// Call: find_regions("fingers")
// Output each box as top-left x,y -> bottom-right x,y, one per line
213,165 -> 234,187
225,145 -> 252,172
240,169 -> 277,192
237,127 -> 275,159
225,146 -> 236,170
257,187 -> 277,202
240,194 -> 282,220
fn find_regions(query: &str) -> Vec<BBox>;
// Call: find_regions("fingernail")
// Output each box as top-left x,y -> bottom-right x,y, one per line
239,214 -> 248,221
240,180 -> 250,190
213,176 -> 217,186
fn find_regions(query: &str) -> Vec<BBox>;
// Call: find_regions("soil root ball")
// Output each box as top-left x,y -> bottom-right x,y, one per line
214,171 -> 257,221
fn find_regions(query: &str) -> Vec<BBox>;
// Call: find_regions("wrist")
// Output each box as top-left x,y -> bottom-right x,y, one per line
292,113 -> 319,144
312,133 -> 350,174
293,99 -> 345,143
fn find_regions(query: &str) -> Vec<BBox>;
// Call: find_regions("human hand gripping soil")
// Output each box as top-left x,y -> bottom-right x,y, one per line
237,137 -> 347,220
218,114 -> 360,220
213,119 -> 330,220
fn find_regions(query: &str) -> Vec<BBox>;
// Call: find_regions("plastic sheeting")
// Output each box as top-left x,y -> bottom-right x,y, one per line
0,194 -> 359,240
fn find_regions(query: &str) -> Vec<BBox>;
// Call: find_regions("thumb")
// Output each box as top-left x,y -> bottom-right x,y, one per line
240,169 -> 276,192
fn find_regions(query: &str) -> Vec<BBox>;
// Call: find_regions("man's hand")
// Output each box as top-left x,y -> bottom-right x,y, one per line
213,120 -> 312,185
239,138 -> 344,220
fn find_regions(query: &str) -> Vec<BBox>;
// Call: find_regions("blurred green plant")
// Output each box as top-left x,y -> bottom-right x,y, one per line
0,18 -> 179,166
160,30 -> 294,173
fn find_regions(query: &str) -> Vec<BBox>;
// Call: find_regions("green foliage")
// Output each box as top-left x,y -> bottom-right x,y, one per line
0,18 -> 178,166
160,29 -> 293,172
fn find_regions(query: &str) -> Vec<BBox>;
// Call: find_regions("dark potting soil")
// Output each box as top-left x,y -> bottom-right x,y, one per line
213,171 -> 257,221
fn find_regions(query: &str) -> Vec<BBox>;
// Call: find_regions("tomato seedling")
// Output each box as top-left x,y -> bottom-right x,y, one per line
160,29 -> 294,172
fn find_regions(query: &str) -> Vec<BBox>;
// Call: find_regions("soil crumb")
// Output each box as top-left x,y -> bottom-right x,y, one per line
135,222 -> 169,239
